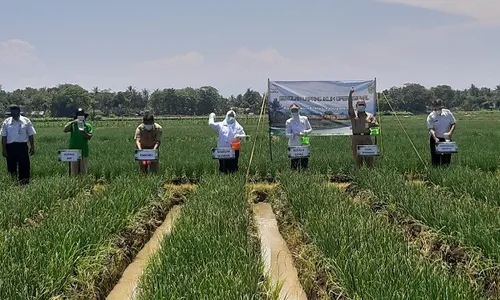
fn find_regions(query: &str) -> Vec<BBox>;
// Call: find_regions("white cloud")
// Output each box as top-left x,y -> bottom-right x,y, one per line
377,0 -> 500,26
225,47 -> 363,82
0,39 -> 45,76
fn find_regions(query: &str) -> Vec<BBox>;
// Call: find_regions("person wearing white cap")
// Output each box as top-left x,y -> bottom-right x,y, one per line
285,103 -> 312,170
209,110 -> 245,173
427,99 -> 456,166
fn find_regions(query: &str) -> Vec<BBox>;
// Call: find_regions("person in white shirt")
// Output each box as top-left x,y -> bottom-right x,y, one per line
209,110 -> 245,173
426,99 -> 456,166
285,104 -> 312,170
1,105 -> 36,184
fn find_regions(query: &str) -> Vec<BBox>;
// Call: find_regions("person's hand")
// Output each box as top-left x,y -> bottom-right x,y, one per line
2,150 -> 7,158
434,137 -> 439,143
444,132 -> 452,139
209,113 -> 216,118
29,148 -> 35,156
299,131 -> 305,136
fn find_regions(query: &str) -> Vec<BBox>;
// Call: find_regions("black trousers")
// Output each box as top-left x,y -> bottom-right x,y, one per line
219,150 -> 240,173
6,142 -> 30,184
291,158 -> 309,170
430,136 -> 451,166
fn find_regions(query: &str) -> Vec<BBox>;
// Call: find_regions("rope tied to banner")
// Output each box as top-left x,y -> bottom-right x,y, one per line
381,92 -> 428,170
245,91 -> 268,180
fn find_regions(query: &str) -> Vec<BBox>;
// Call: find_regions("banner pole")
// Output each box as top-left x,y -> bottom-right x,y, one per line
374,77 -> 382,150
267,78 -> 273,161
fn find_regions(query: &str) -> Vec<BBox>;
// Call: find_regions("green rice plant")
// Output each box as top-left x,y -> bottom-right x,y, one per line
426,166 -> 500,206
354,169 -> 500,262
136,175 -> 263,299
0,175 -> 94,231
0,175 -> 163,299
279,172 -> 482,299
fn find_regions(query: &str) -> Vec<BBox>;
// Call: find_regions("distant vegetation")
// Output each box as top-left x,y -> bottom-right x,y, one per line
0,82 -> 499,118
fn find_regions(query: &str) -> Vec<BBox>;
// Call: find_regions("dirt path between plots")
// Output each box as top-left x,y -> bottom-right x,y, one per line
106,205 -> 181,300
253,202 -> 307,300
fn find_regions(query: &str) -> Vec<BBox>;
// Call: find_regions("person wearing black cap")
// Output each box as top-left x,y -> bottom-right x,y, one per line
63,108 -> 93,175
1,104 -> 36,184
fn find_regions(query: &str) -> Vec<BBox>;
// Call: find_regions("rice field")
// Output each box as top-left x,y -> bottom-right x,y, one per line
0,111 -> 499,300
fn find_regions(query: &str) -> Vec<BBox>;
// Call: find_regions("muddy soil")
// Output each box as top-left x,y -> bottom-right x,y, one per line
106,205 -> 181,300
253,202 -> 307,300
60,184 -> 194,300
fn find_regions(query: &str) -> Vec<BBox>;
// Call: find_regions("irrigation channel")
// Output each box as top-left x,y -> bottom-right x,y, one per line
97,172 -> 499,299
104,179 -> 314,300
248,183 -> 307,300
105,183 -> 195,300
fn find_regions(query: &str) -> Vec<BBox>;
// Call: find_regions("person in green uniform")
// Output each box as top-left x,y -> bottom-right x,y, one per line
63,108 -> 93,175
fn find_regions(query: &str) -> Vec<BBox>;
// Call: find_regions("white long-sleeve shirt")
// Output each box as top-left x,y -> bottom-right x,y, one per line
209,116 -> 245,148
285,116 -> 312,146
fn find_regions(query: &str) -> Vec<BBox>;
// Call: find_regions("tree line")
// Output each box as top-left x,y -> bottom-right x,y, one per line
0,82 -> 499,118
379,83 -> 500,113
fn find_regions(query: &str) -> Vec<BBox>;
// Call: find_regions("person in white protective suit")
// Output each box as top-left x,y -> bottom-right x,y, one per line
285,103 -> 312,170
209,110 -> 246,173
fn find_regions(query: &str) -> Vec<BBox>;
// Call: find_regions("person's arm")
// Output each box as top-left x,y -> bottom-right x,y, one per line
27,120 -> 36,155
1,122 -> 7,157
303,117 -> 312,134
134,127 -> 142,150
1,137 -> 6,158
427,114 -> 439,142
209,113 -> 220,131
348,87 -> 355,119
285,120 -> 294,138
63,120 -> 76,132
153,126 -> 162,150
81,123 -> 93,140
368,114 -> 378,127
447,112 -> 456,137
28,135 -> 35,155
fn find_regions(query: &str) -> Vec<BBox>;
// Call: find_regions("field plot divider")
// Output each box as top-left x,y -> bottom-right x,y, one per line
246,182 -> 344,299
329,174 -> 499,299
106,205 -> 182,300
58,182 -> 196,300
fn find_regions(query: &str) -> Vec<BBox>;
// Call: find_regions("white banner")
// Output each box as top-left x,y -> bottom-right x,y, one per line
268,79 -> 376,136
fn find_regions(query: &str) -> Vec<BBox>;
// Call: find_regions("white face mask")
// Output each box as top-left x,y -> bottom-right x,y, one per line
144,124 -> 153,130
77,116 -> 85,121
435,109 -> 442,115
357,106 -> 366,113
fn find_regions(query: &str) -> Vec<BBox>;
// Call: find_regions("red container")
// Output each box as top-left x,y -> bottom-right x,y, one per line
231,140 -> 241,150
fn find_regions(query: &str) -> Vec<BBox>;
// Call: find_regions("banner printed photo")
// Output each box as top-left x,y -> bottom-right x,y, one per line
267,79 -> 376,136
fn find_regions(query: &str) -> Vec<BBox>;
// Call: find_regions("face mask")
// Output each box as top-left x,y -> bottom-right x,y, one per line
11,112 -> 20,119
435,109 -> 442,115
144,124 -> 153,130
291,112 -> 299,118
357,106 -> 366,112
77,116 -> 85,121
227,117 -> 235,124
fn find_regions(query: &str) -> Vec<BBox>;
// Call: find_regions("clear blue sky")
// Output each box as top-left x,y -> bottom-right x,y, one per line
0,0 -> 498,96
